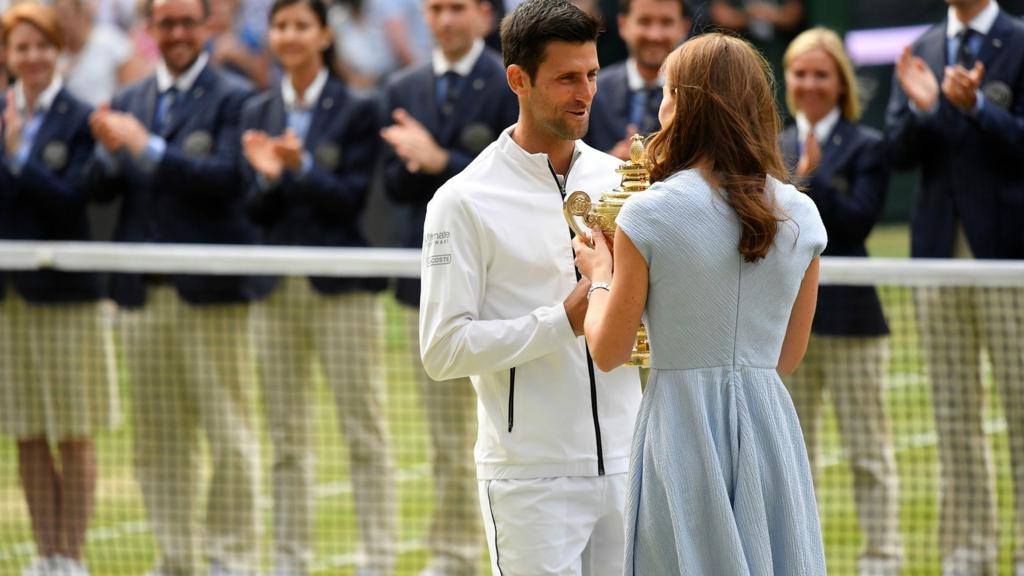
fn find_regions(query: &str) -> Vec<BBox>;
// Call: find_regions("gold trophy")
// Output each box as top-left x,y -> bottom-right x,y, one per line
563,134 -> 651,367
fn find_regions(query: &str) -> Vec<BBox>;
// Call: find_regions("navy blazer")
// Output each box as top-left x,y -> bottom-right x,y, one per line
781,119 -> 890,336
585,61 -> 663,153
241,75 -> 386,296
886,11 -> 1024,260
381,47 -> 518,306
87,63 -> 260,308
0,89 -> 104,303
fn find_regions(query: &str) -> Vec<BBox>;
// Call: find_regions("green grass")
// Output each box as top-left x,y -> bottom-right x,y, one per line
2,225 -> 1019,574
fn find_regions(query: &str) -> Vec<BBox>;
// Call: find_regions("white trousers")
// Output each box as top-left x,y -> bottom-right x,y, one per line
479,474 -> 627,576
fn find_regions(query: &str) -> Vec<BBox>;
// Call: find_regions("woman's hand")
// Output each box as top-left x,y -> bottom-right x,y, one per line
3,89 -> 23,155
273,129 -> 304,171
572,224 -> 614,282
795,130 -> 820,177
242,129 -> 283,181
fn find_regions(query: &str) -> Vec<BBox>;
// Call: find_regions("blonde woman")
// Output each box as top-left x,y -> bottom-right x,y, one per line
781,27 -> 902,576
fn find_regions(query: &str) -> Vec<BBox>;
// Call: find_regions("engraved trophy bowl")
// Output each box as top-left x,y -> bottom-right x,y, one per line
563,134 -> 651,367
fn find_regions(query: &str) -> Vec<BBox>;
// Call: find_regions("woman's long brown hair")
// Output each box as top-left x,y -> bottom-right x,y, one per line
645,33 -> 789,262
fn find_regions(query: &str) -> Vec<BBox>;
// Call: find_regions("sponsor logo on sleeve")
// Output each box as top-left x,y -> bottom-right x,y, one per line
427,254 -> 452,266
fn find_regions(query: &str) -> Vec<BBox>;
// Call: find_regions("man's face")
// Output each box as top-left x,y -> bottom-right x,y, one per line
148,0 -> 207,75
619,0 -> 688,72
521,40 -> 599,141
423,0 -> 488,59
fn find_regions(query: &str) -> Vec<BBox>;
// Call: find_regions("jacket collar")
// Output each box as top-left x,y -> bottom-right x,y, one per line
947,0 -> 999,39
156,51 -> 209,94
496,124 -> 584,184
282,67 -> 328,111
432,38 -> 485,77
14,76 -> 62,115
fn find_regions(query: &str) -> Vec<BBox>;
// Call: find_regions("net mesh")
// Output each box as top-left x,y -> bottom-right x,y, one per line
0,242 -> 1021,575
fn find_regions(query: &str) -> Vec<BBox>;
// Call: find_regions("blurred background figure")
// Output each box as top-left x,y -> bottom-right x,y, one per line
887,0 -> 1024,573
85,0 -> 263,571
780,27 -> 902,576
207,0 -> 271,89
240,0 -> 398,574
329,0 -> 430,92
93,0 -> 137,30
0,4 -> 119,576
380,0 -> 517,574
586,0 -> 689,159
710,0 -> 805,113
0,33 -> 8,92
54,0 -> 149,106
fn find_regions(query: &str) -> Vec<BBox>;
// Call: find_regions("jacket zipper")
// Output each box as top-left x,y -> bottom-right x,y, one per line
507,367 -> 516,432
548,159 -> 605,476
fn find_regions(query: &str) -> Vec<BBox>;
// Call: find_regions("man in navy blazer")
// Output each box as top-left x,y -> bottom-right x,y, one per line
887,1 -> 1024,574
380,0 -> 517,574
87,0 -> 261,573
585,0 -> 688,159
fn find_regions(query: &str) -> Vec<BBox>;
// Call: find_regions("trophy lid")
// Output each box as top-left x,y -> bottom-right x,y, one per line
614,134 -> 650,194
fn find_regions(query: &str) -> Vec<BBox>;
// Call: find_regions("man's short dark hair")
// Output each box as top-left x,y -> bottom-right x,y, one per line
619,0 -> 689,18
144,0 -> 210,20
501,0 -> 601,81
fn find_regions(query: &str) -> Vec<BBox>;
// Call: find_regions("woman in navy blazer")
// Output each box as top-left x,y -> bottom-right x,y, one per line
780,27 -> 903,576
239,0 -> 395,574
0,5 -> 118,576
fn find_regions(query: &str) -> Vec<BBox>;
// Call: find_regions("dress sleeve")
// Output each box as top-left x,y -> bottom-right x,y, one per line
615,191 -> 657,266
797,192 -> 828,260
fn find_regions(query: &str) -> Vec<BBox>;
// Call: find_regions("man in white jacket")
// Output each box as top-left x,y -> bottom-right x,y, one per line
419,1 -> 643,574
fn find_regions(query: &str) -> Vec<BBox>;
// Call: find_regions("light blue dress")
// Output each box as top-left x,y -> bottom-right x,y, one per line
616,169 -> 828,575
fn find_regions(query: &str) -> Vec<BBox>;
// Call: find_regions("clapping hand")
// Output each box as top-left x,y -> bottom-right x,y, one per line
242,130 -> 284,181
380,108 -> 449,175
273,129 -> 304,171
609,125 -> 639,162
89,106 -> 151,156
942,62 -> 985,111
3,89 -> 22,154
796,130 -> 820,178
895,46 -> 939,113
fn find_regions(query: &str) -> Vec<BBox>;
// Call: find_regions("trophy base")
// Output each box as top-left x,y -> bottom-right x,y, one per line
627,325 -> 651,367
627,351 -> 650,367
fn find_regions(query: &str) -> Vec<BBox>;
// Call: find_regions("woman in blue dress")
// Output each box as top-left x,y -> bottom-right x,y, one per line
573,33 -> 828,575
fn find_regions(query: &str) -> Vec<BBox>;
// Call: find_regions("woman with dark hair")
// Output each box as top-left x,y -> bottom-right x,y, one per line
0,4 -> 118,576
573,33 -> 827,574
239,0 -> 395,574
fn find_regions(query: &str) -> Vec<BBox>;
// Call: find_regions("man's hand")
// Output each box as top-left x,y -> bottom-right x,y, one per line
896,46 -> 940,113
90,105 -> 126,153
564,278 -> 591,337
942,62 -> 984,111
242,130 -> 284,181
100,111 -> 151,157
273,129 -> 303,171
608,124 -> 638,161
3,89 -> 22,154
380,108 -> 449,175
746,1 -> 778,23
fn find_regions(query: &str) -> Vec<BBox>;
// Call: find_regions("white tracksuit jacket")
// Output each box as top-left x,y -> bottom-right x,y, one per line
420,126 -> 642,480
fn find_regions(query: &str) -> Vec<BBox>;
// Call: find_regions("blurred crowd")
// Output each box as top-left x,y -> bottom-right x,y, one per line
0,0 -> 811,101
3,0 -> 1022,576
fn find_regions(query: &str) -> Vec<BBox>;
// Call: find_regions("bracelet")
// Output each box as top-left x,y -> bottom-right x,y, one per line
587,281 -> 610,300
